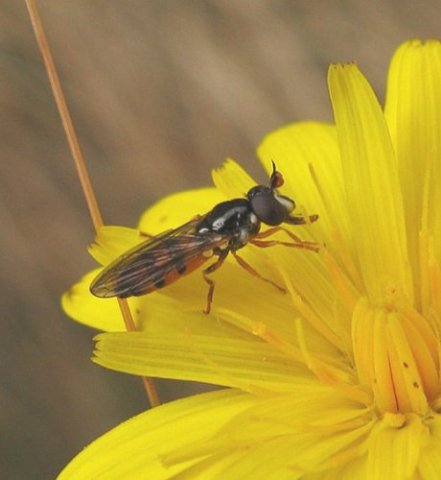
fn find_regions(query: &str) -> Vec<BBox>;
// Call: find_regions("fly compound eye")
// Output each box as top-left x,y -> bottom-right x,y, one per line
275,194 -> 295,213
250,192 -> 287,226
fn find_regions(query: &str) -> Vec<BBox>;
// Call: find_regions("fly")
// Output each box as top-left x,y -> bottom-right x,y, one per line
90,162 -> 319,313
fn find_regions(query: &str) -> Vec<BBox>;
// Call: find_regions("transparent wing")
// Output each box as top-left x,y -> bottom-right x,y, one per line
90,215 -> 228,298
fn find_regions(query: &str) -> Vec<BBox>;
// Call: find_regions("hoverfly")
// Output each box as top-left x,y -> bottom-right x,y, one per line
90,162 -> 318,313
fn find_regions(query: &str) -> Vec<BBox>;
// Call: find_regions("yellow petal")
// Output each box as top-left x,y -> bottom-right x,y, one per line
211,158 -> 257,198
366,413 -> 428,479
90,188 -> 224,266
258,122 -> 365,353
63,267 -> 266,336
93,331 -> 312,393
385,40 -> 441,218
62,269 -> 124,331
64,247 -> 341,360
165,388 -> 372,478
169,453 -> 249,479
257,122 -> 348,248
145,251 -> 341,359
302,457 -> 367,480
59,389 -> 257,480
89,226 -> 144,265
418,416 -> 441,479
328,63 -> 412,303
210,436 -> 308,479
258,122 -> 363,341
138,187 -> 224,234
418,448 -> 441,480
215,386 -> 370,438
385,40 -> 441,308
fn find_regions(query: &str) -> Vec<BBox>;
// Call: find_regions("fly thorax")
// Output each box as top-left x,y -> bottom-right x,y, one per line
197,200 -> 252,235
248,212 -> 260,235
229,212 -> 260,251
229,227 -> 249,250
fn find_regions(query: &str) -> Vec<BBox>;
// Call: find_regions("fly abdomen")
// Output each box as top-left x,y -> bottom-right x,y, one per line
154,278 -> 167,289
176,261 -> 187,275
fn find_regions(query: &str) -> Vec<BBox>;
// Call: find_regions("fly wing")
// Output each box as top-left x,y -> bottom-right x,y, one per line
90,215 -> 226,298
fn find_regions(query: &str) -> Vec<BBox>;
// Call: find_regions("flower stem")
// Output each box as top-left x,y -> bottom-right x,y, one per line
25,0 -> 160,407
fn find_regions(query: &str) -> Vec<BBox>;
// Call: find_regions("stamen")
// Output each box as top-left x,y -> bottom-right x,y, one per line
353,296 -> 439,414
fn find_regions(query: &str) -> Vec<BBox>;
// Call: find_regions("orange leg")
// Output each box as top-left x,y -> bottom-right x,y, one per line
202,248 -> 229,314
252,226 -> 319,252
287,213 -> 319,225
231,250 -> 286,294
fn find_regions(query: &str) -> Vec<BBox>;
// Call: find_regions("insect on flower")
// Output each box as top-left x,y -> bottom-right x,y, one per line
90,162 -> 319,313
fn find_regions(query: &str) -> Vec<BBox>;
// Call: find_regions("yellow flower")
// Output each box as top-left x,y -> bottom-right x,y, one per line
60,40 -> 441,479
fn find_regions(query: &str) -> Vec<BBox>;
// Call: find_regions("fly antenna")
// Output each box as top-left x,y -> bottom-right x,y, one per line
271,160 -> 277,176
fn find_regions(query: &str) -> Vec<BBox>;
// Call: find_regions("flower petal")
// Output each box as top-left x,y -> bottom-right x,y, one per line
385,40 -> 441,306
211,158 -> 257,198
366,413 -> 428,479
90,188 -> 224,266
166,387 -> 372,478
257,122 -> 363,350
62,269 -> 124,331
302,457 -> 367,480
64,248 -> 344,360
257,122 -> 348,247
162,259 -> 342,356
328,63 -> 412,303
62,268 -> 266,336
93,331 -> 312,393
418,416 -> 441,478
58,389 -> 257,479
89,226 -> 144,265
418,448 -> 441,480
138,187 -> 224,233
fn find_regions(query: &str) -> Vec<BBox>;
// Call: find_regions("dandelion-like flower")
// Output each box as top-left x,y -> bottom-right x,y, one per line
60,40 -> 441,479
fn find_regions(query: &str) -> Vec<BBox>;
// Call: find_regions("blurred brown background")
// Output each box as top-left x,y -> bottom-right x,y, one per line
1,1 -> 439,478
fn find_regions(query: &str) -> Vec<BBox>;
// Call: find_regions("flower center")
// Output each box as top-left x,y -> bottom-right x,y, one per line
352,296 -> 440,414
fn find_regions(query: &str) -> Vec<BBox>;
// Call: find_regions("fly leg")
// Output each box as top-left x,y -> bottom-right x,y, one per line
251,226 -> 319,252
202,248 -> 229,314
231,250 -> 286,294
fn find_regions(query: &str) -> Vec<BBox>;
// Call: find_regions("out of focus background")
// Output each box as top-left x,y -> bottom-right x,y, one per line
1,1 -> 439,477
